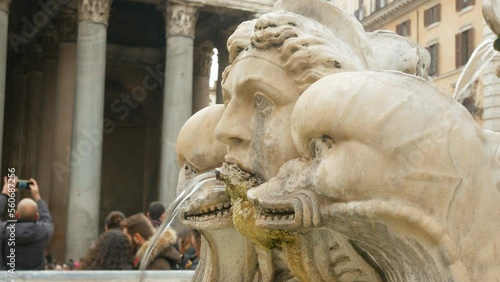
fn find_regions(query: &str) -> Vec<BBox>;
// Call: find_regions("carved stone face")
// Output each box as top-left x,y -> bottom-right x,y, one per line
215,55 -> 300,182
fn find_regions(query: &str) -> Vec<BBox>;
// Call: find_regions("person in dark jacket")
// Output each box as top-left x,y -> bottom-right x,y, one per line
0,177 -> 54,270
146,201 -> 165,229
121,213 -> 182,270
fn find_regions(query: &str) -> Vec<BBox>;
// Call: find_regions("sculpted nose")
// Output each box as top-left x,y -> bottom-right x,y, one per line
214,104 -> 251,146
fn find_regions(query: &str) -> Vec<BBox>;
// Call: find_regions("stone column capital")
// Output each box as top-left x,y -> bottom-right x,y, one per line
78,0 -> 112,25
166,1 -> 200,38
193,41 -> 214,77
58,8 -> 78,42
0,0 -> 11,13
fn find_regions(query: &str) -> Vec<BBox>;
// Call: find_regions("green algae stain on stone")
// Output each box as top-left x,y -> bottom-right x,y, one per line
218,162 -> 301,250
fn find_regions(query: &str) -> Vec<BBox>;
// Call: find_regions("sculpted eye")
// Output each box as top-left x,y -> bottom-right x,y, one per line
311,137 -> 334,158
255,93 -> 273,116
184,162 -> 198,176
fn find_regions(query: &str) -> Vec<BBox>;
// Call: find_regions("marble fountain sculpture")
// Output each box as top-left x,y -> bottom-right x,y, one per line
166,0 -> 500,281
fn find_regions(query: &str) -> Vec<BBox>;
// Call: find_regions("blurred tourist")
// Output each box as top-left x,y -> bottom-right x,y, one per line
80,229 -> 133,270
121,213 -> 182,270
104,211 -> 125,231
176,228 -> 195,269
188,229 -> 201,270
0,177 -> 53,270
146,201 -> 165,228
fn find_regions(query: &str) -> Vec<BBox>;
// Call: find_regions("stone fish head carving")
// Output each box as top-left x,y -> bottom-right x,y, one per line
249,70 -> 500,281
176,105 -> 262,282
176,104 -> 231,229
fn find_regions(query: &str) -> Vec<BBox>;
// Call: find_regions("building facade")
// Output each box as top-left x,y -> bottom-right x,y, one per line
344,0 -> 499,128
0,0 -> 275,262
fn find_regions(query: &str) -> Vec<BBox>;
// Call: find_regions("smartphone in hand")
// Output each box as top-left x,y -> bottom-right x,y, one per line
16,180 -> 32,189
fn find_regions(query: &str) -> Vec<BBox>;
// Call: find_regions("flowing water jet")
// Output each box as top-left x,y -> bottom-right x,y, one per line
138,171 -> 217,280
453,36 -> 498,103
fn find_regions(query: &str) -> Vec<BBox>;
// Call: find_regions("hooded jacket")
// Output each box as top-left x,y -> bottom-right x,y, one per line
0,195 -> 53,270
134,228 -> 182,270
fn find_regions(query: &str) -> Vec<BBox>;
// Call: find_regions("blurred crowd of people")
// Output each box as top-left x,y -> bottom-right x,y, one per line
51,202 -> 201,271
0,177 -> 201,271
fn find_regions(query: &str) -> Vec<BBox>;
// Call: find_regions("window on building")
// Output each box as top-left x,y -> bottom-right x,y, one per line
396,20 -> 411,37
455,28 -> 474,67
354,0 -> 365,21
424,4 -> 441,27
426,43 -> 439,76
456,0 -> 475,11
375,0 -> 386,10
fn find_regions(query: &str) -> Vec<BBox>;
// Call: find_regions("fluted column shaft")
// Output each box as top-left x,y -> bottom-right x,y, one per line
37,25 -> 58,209
48,7 -> 78,262
159,1 -> 199,206
66,0 -> 111,260
0,0 -> 11,173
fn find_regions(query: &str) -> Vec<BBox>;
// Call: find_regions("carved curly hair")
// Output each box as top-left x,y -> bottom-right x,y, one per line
80,229 -> 133,270
224,2 -> 371,94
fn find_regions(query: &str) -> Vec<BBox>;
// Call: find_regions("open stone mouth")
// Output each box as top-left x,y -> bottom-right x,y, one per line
257,207 -> 296,222
216,163 -> 264,194
183,202 -> 232,222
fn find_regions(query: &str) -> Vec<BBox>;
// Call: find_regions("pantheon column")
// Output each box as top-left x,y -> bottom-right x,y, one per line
36,25 -> 58,206
192,41 -> 213,113
49,7 -> 78,262
66,0 -> 112,260
159,1 -> 199,206
0,0 -> 11,170
26,43 -> 44,177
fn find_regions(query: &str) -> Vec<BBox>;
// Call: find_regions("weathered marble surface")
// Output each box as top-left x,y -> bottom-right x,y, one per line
367,30 -> 430,79
249,71 -> 500,281
172,0 -> 500,281
176,105 -> 258,282
483,0 -> 500,36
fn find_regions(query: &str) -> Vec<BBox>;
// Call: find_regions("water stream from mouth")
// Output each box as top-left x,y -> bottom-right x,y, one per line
138,171 -> 217,280
453,36 -> 497,104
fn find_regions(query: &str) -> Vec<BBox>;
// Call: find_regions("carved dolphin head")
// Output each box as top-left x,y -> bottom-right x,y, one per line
250,70 -> 489,229
249,70 -> 500,280
176,105 -> 232,229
